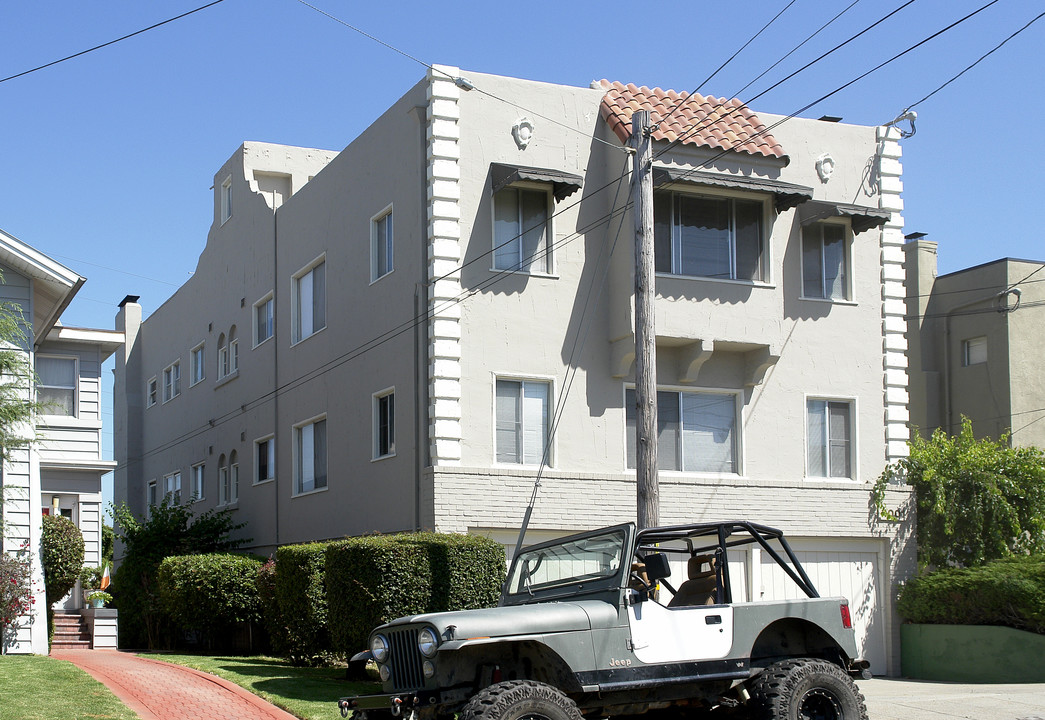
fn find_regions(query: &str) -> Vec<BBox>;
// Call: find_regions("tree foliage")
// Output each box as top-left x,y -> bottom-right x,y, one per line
0,545 -> 34,652
111,498 -> 248,648
874,418 -> 1045,569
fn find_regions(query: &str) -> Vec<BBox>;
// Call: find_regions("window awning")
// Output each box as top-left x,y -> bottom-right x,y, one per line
490,163 -> 584,202
798,200 -> 891,235
652,167 -> 813,212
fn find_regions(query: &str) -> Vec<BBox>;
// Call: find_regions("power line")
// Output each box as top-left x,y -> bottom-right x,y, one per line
0,1 -> 228,85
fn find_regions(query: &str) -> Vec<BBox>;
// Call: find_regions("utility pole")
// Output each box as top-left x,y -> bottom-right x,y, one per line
631,110 -> 659,531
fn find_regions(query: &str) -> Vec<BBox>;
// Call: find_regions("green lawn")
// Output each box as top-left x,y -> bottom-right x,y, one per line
0,655 -> 139,720
147,653 -> 380,720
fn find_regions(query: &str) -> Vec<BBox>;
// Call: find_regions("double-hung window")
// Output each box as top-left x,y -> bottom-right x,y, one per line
163,361 -> 181,402
218,455 -> 229,505
255,435 -> 275,484
164,471 -> 182,503
191,463 -> 205,501
372,207 -> 394,281
496,379 -> 551,465
36,356 -> 76,416
295,417 -> 327,494
626,389 -> 738,473
254,294 -> 274,346
494,186 -> 551,273
374,390 -> 395,459
806,399 -> 853,479
802,222 -> 849,300
293,259 -> 326,344
190,343 -> 205,385
147,377 -> 158,408
229,450 -> 239,504
221,176 -> 233,224
654,191 -> 764,281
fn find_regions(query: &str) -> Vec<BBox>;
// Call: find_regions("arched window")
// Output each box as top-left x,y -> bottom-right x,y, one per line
217,333 -> 229,379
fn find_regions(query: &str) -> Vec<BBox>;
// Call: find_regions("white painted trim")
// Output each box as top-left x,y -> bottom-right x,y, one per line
290,254 -> 327,347
491,373 -> 556,468
189,342 -> 206,386
253,433 -> 276,485
372,387 -> 396,460
252,292 -> 274,348
802,394 -> 860,483
370,203 -> 395,284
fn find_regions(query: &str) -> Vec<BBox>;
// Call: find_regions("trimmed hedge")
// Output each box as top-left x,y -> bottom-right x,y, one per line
156,553 -> 264,648
327,533 -> 506,655
898,555 -> 1045,634
41,515 -> 84,604
274,542 -> 332,664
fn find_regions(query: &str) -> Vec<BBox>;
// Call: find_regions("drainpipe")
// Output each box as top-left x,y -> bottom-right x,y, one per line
942,287 -> 1021,433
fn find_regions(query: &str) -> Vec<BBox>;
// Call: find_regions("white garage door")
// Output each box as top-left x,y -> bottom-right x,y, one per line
758,539 -> 886,675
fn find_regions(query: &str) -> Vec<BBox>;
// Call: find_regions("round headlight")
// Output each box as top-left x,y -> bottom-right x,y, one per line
422,660 -> 435,679
371,634 -> 390,663
418,627 -> 438,658
379,664 -> 391,682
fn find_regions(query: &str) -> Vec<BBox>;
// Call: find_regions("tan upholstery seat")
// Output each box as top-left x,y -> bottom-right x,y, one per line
667,555 -> 718,607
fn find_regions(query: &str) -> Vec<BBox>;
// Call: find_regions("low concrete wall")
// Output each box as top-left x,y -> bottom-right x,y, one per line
82,608 -> 118,650
901,624 -> 1045,683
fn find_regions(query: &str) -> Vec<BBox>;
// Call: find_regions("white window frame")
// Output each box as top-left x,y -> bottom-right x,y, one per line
494,376 -> 554,466
373,388 -> 395,460
492,183 -> 554,275
962,336 -> 987,366
292,255 -> 327,345
654,188 -> 768,283
805,396 -> 857,481
253,293 -> 274,347
229,327 -> 239,374
191,462 -> 205,502
625,385 -> 742,475
162,361 -> 181,403
220,175 -> 233,224
371,205 -> 394,282
293,414 -> 328,496
147,480 -> 157,516
190,343 -> 206,386
801,220 -> 852,301
163,471 -> 182,503
229,450 -> 239,504
36,354 -> 78,418
218,454 -> 229,506
255,434 -> 276,485
147,377 -> 158,408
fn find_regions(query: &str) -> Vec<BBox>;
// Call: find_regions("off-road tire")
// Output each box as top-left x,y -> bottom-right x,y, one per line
460,680 -> 583,720
748,658 -> 867,720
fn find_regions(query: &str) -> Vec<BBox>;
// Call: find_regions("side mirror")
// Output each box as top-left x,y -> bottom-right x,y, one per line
642,552 -> 671,583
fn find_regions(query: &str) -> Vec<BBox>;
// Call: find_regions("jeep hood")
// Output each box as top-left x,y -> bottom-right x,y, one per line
381,601 -> 619,639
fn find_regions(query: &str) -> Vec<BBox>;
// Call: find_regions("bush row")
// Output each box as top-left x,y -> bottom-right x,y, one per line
898,555 -> 1045,633
155,532 -> 506,663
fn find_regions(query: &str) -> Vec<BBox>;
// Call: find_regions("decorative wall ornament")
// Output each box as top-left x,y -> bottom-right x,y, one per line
816,153 -> 835,183
513,118 -> 534,149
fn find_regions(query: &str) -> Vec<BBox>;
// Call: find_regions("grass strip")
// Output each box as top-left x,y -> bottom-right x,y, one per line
0,654 -> 139,720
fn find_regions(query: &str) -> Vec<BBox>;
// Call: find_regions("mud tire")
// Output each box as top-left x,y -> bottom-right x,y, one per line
460,680 -> 583,720
749,658 -> 867,720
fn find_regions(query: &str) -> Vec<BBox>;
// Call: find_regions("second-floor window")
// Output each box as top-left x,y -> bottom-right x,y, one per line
163,361 -> 181,402
147,377 -> 158,408
191,463 -> 205,501
164,471 -> 182,503
654,191 -> 764,281
293,259 -> 326,344
496,379 -> 550,465
254,294 -> 274,346
807,399 -> 853,479
295,417 -> 327,494
626,388 -> 739,474
190,343 -> 205,385
962,336 -> 987,366
494,186 -> 551,274
372,207 -> 394,281
374,390 -> 395,459
36,355 -> 76,416
256,435 -> 275,484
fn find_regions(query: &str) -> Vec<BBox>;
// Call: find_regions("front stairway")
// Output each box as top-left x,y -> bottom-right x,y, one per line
51,612 -> 91,649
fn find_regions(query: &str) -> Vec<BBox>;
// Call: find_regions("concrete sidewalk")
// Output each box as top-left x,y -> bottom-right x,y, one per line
51,649 -> 300,720
861,677 -> 1045,719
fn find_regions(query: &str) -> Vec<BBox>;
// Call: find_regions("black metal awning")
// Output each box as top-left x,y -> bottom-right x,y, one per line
490,163 -> 584,202
652,167 -> 814,212
798,200 -> 891,235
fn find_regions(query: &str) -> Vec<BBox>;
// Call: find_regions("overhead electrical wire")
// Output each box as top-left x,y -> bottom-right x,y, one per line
0,0 -> 228,85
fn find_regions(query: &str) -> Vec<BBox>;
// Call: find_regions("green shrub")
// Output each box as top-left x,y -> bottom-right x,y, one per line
41,515 -> 84,604
274,543 -> 332,665
79,565 -> 103,590
326,533 -> 505,655
898,555 -> 1045,634
156,553 -> 263,649
257,558 -> 291,655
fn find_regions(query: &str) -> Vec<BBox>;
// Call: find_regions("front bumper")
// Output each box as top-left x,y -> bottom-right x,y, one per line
338,687 -> 471,719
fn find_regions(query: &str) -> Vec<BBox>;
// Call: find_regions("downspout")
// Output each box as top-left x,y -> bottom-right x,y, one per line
942,287 -> 1021,433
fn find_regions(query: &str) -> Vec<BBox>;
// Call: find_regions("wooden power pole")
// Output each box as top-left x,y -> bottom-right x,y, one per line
631,110 -> 659,531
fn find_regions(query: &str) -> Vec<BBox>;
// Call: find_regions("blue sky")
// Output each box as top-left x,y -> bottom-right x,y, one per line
2,0 -> 1042,507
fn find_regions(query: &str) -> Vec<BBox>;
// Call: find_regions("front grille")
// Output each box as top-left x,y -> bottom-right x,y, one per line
387,627 -> 424,691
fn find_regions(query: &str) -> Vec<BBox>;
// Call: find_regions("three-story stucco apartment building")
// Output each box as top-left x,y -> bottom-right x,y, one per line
114,67 -> 914,673
0,228 -> 124,654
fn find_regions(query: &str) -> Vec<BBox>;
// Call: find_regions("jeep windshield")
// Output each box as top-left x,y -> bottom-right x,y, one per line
505,527 -> 627,599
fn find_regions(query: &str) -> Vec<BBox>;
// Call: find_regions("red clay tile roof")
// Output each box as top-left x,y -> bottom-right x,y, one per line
598,80 -> 787,161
